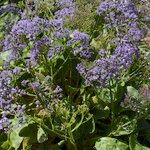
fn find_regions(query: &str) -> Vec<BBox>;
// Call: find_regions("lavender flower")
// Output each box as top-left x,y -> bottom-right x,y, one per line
80,49 -> 92,59
13,67 -> 21,75
55,0 -> 75,18
55,7 -> 75,18
98,49 -> 107,57
54,86 -> 63,94
57,0 -> 75,7
3,17 -> 64,66
31,81 -> 41,91
82,57 -> 119,87
53,85 -> 63,99
48,46 -> 64,60
97,0 -> 138,28
128,23 -> 145,41
0,70 -> 26,131
77,35 -> 140,87
21,80 -> 29,87
0,115 -> 10,131
0,4 -> 22,16
71,30 -> 90,44
53,29 -> 71,38
45,19 -> 64,29
77,0 -> 148,87
76,63 -> 86,76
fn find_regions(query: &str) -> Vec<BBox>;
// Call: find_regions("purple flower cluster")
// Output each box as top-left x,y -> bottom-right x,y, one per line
48,46 -> 64,60
0,4 -> 22,16
3,17 -> 64,66
53,28 -> 71,39
53,85 -> 63,99
97,0 -> 138,26
68,30 -> 93,59
28,36 -> 52,66
76,64 -> 86,76
76,0 -> 147,87
0,70 -> 26,131
77,39 -> 140,87
55,0 -> 75,18
71,30 -> 90,44
57,0 -> 74,7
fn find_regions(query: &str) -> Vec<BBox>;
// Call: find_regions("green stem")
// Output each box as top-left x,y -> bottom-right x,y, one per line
109,81 -> 114,119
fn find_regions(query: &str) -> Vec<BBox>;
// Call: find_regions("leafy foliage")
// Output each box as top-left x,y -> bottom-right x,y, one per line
0,0 -> 149,150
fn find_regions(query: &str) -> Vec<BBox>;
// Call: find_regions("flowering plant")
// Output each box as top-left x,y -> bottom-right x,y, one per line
0,0 -> 150,149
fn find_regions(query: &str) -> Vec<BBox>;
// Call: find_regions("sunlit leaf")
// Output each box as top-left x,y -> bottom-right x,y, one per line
37,127 -> 48,143
9,128 -> 23,150
95,137 -> 128,150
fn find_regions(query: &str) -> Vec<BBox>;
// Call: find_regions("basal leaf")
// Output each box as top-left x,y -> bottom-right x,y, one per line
9,128 -> 23,150
129,134 -> 150,150
127,86 -> 139,99
37,127 -> 48,143
1,140 -> 10,150
110,116 -> 137,136
95,137 -> 128,150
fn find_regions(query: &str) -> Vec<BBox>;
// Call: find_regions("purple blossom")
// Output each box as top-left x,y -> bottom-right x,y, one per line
55,7 -> 75,18
55,0 -> 75,19
54,86 -> 63,94
53,85 -> 63,99
57,0 -> 75,7
80,50 -> 92,59
0,4 -> 22,16
11,19 -> 40,38
76,63 -> 86,76
71,30 -> 90,44
80,0 -> 148,87
98,49 -> 107,57
96,0 -> 111,14
31,81 -> 41,91
128,25 -> 145,41
83,57 -> 119,87
13,67 -> 21,75
0,115 -> 10,131
3,17 -> 64,65
97,0 -> 138,28
53,29 -> 71,38
48,46 -> 64,60
76,36 -> 140,87
21,80 -> 29,87
45,19 -> 64,29
0,70 -> 26,131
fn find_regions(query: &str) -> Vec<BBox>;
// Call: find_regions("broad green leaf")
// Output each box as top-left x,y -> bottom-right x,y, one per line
66,85 -> 79,95
127,86 -> 139,99
35,72 -> 45,81
90,39 -> 101,50
95,137 -> 128,150
1,140 -> 10,150
37,127 -> 48,143
129,134 -> 150,150
133,144 -> 150,150
9,128 -> 23,150
0,50 -> 11,67
110,116 -> 137,136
